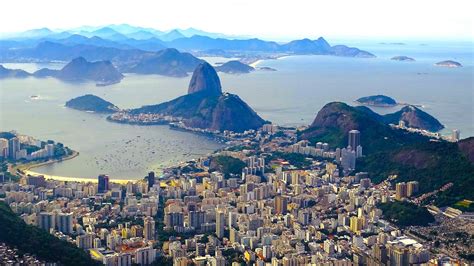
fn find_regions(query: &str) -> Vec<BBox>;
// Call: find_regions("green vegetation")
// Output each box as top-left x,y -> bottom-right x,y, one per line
378,201 -> 435,227
359,141 -> 474,207
299,102 -> 474,207
210,155 -> 246,178
0,202 -> 100,266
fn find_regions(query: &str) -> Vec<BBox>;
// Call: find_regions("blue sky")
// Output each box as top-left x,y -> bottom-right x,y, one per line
1,0 -> 473,41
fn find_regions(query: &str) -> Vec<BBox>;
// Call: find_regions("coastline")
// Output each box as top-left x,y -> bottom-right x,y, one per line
13,150 -> 135,184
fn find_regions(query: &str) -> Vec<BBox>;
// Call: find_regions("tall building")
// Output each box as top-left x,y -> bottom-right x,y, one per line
8,137 -> 20,160
134,246 -> 156,265
0,138 -> 8,158
452,129 -> 461,142
147,171 -> 155,188
407,181 -> 419,197
274,195 -> 288,215
216,210 -> 225,239
395,182 -> 407,200
76,233 -> 94,249
189,210 -> 206,231
57,213 -> 73,234
38,212 -> 55,232
348,130 -> 361,151
143,216 -> 155,241
98,174 -> 110,193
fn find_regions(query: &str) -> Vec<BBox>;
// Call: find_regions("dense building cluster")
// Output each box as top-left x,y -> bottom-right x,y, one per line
0,125 -> 471,265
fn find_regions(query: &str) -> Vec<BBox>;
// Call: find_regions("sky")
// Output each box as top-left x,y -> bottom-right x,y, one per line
1,0 -> 473,41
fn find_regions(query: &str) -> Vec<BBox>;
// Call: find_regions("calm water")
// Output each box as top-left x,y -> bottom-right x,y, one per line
0,42 -> 472,179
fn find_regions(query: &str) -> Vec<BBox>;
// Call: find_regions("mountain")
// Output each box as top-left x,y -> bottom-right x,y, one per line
66,94 -> 119,113
299,102 -> 474,208
188,62 -> 222,94
168,35 -> 281,51
356,95 -> 397,107
159,29 -> 186,41
55,35 -> 133,49
280,37 -> 331,54
215,60 -> 255,74
87,27 -> 129,41
383,105 -> 444,132
391,56 -> 415,61
129,62 -> 265,132
0,41 -> 150,65
127,30 -> 159,40
0,202 -> 100,266
329,45 -> 375,58
435,60 -> 462,68
127,48 -> 202,77
34,57 -> 124,85
0,65 -> 30,78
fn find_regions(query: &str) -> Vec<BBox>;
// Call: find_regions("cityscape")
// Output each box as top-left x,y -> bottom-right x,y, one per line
0,1 -> 473,266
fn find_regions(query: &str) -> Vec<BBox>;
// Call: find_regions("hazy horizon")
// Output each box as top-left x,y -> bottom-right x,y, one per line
1,0 -> 473,42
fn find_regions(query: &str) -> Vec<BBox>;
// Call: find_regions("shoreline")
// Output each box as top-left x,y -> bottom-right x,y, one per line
13,150 -> 136,184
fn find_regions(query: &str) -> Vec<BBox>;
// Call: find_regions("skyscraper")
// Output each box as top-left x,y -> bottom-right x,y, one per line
57,213 -> 73,234
147,171 -> 155,189
216,210 -> 225,239
452,129 -> 461,142
348,130 -> 360,151
395,182 -> 407,200
98,174 -> 110,193
0,138 -> 8,158
274,195 -> 288,215
143,216 -> 155,241
407,181 -> 419,197
8,137 -> 20,160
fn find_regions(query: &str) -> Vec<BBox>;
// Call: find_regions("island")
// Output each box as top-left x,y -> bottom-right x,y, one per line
215,60 -> 255,74
391,56 -> 415,62
0,65 -> 31,78
356,95 -> 397,107
258,66 -> 277,71
65,94 -> 119,113
109,62 -> 266,132
435,60 -> 462,68
34,57 -> 124,86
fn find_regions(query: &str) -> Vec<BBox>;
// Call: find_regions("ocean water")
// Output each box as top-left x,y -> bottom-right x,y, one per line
0,41 -> 472,179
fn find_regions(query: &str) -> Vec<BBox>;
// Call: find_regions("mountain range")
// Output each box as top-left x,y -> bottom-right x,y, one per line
0,26 -> 376,64
1,57 -> 124,85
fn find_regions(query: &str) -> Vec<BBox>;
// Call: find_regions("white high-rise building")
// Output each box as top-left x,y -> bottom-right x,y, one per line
38,212 -> 55,232
143,216 -> 155,241
57,212 -> 73,234
134,246 -> 156,265
216,210 -> 225,239
348,130 -> 361,151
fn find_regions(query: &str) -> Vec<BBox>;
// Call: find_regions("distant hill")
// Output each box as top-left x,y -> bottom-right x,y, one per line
127,48 -> 203,77
435,60 -> 462,68
0,65 -> 30,78
391,56 -> 415,61
299,102 -> 474,208
129,62 -> 265,132
0,202 -> 100,266
383,105 -> 444,132
215,60 -> 255,74
34,57 -> 124,85
356,95 -> 397,107
66,94 -> 119,113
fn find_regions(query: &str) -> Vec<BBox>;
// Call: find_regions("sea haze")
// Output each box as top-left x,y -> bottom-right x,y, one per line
0,41 -> 472,179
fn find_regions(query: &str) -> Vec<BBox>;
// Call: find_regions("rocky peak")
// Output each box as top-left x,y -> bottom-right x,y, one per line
188,62 -> 222,95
